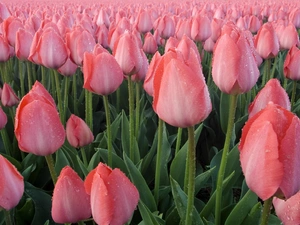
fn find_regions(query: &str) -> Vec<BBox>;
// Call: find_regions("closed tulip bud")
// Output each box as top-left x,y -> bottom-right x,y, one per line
276,23 -> 299,50
0,154 -> 24,210
1,83 -> 19,107
143,32 -> 158,54
248,79 -> 290,118
212,26 -> 259,94
52,166 -> 91,223
84,163 -> 139,225
0,35 -> 11,62
57,57 -> 78,77
153,48 -> 211,128
15,28 -> 34,61
284,45 -> 300,80
191,14 -> 212,42
66,114 -> 94,148
254,22 -> 280,59
14,81 -> 65,156
2,16 -> 24,47
83,44 -> 123,95
239,102 -> 300,201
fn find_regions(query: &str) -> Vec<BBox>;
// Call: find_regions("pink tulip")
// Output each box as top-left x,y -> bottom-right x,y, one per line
84,163 -> 139,225
143,51 -> 162,97
155,15 -> 176,39
2,16 -> 24,47
276,23 -> 299,50
289,8 -> 300,29
0,154 -> 24,210
0,107 -> 7,129
273,191 -> 300,225
29,27 -> 68,69
1,83 -> 19,107
66,26 -> 96,66
0,2 -> 11,22
14,81 -> 65,156
239,102 -> 300,200
248,78 -> 291,119
95,24 -> 109,49
153,48 -> 211,128
284,45 -> 300,80
143,32 -> 158,54
0,35 -> 11,62
83,44 -> 123,95
66,114 -> 94,148
52,166 -> 91,223
164,36 -> 180,53
248,15 -> 262,33
15,28 -> 34,61
212,25 -> 259,94
175,18 -> 192,40
254,22 -> 280,59
191,14 -> 212,42
57,57 -> 78,77
135,9 -> 153,34
113,30 -> 144,76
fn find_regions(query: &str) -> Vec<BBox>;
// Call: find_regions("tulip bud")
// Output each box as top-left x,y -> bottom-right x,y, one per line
1,83 -> 19,107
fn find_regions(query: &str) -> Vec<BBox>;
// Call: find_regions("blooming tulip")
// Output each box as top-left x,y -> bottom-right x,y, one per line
248,78 -> 291,119
273,191 -> 300,225
0,154 -> 24,210
84,163 -> 139,225
153,47 -> 211,128
52,166 -> 91,223
1,83 -> 19,107
239,102 -> 300,200
283,45 -> 300,80
254,22 -> 280,59
83,45 -> 123,95
212,26 -> 259,94
66,114 -> 94,148
14,81 -> 65,156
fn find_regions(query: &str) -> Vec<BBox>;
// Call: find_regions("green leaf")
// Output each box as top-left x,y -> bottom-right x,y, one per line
138,201 -> 165,225
55,148 -> 70,175
76,155 -> 89,177
24,182 -> 55,225
241,202 -> 262,225
123,152 -> 157,212
98,148 -> 128,175
159,122 -> 171,186
195,166 -> 216,194
170,177 -> 204,225
225,189 -> 258,225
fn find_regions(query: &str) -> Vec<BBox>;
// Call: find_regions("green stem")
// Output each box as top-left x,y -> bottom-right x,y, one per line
63,76 -> 70,122
103,95 -> 113,167
72,72 -> 78,115
80,147 -> 88,168
270,56 -> 278,80
85,89 -> 93,132
77,221 -> 85,225
291,80 -> 297,110
260,197 -> 273,225
4,209 -> 13,225
128,76 -> 135,162
215,94 -> 238,225
26,61 -> 33,89
1,128 -> 12,156
54,70 -> 64,124
207,53 -> 213,87
261,59 -> 271,87
41,66 -> 47,88
185,126 -> 196,225
175,127 -> 182,156
154,118 -> 164,204
135,82 -> 140,139
18,60 -> 25,97
45,154 -> 58,184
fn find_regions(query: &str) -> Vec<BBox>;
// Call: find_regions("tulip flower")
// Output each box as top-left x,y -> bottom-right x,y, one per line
15,28 -> 34,61
212,26 -> 259,94
113,30 -> 145,76
29,27 -> 68,69
14,81 -> 65,156
191,14 -> 212,42
155,15 -> 176,39
248,78 -> 291,119
0,154 -> 24,210
52,166 -> 91,223
276,23 -> 299,50
66,114 -> 94,148
135,9 -> 153,34
239,102 -> 300,201
1,83 -> 19,107
273,191 -> 300,225
153,47 -> 211,128
57,57 -> 78,77
283,45 -> 300,80
2,16 -> 24,47
83,45 -> 123,96
254,22 -> 280,59
143,32 -> 158,55
84,163 -> 139,225
0,35 -> 11,62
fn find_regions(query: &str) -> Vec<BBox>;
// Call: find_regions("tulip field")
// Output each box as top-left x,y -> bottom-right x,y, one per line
1,0 -> 300,224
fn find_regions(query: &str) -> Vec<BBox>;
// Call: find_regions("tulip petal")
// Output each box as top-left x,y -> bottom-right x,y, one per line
107,168 -> 139,225
240,120 -> 283,200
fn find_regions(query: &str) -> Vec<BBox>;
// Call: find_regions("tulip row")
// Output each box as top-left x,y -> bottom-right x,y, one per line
0,0 -> 300,225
